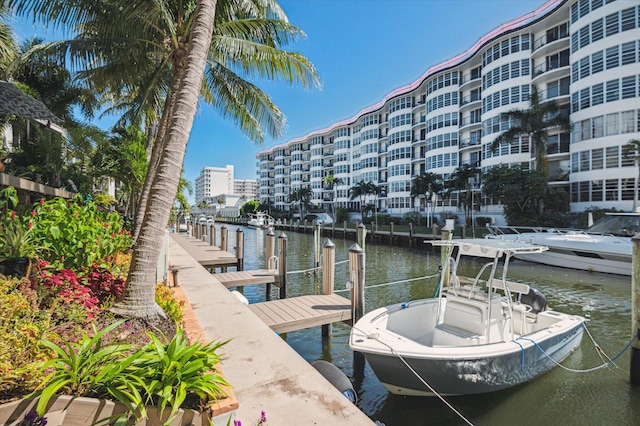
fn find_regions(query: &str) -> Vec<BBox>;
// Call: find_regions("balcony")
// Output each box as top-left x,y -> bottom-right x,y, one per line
532,28 -> 569,52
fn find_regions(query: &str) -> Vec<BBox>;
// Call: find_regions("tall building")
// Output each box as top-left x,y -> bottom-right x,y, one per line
256,0 -> 640,223
234,179 -> 259,200
195,165 -> 234,204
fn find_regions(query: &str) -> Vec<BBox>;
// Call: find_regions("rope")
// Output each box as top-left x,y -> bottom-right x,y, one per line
363,274 -> 439,290
517,326 -> 639,374
286,259 -> 349,275
352,326 -> 474,426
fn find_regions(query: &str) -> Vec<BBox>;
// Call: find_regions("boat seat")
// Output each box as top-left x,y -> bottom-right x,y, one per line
432,295 -> 503,346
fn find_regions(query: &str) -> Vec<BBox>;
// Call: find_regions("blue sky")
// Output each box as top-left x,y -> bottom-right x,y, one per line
12,0 -> 548,195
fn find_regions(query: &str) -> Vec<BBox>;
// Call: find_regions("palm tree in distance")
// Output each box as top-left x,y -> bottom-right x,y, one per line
323,175 -> 343,222
491,86 -> 570,181
349,181 -> 371,220
447,164 -> 480,227
10,0 -> 320,319
623,139 -> 640,212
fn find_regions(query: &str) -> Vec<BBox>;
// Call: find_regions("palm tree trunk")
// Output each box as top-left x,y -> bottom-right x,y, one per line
112,0 -> 218,319
132,72 -> 182,242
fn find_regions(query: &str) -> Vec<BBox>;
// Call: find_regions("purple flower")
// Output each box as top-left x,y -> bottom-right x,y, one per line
261,411 -> 267,422
20,411 -> 47,426
233,420 -> 242,426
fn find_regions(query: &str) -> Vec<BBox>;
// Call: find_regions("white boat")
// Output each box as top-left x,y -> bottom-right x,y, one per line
247,211 -> 275,230
349,239 -> 585,396
485,212 -> 640,276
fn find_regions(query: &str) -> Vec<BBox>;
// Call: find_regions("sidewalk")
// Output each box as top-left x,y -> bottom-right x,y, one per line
168,236 -> 375,425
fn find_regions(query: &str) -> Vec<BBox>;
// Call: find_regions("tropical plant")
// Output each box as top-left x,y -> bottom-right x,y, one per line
31,195 -> 132,270
240,200 -> 260,216
446,164 -> 480,226
10,0 -> 320,320
33,322 -> 229,423
322,175 -> 343,221
491,85 -> 570,180
482,165 -> 548,225
288,187 -> 312,220
0,187 -> 43,262
0,3 -> 17,79
349,181 -> 371,219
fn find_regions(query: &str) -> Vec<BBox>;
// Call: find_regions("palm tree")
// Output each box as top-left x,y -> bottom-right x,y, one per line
288,187 -> 312,220
216,196 -> 226,216
10,0 -> 320,319
323,175 -> 343,221
623,139 -> 640,212
197,200 -> 211,214
491,86 -> 570,180
0,4 -> 17,79
447,164 -> 480,227
349,181 -> 371,220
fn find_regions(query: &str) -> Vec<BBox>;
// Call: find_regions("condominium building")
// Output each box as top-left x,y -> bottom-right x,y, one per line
195,165 -> 234,204
256,0 -> 640,222
233,179 -> 260,200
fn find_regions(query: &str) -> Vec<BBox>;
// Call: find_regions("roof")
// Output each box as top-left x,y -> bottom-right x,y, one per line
430,238 -> 548,258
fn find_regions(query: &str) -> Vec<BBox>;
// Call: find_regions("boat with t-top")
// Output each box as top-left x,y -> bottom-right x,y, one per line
349,238 -> 585,396
246,211 -> 275,230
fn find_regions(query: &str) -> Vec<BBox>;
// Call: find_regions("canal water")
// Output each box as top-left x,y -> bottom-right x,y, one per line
214,224 -> 639,426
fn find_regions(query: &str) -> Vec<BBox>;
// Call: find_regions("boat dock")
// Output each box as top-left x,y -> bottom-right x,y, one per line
248,294 -> 351,333
169,232 -> 354,334
166,234 -> 375,425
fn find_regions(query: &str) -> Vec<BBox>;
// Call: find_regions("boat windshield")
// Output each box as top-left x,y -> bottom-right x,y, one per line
587,214 -> 640,237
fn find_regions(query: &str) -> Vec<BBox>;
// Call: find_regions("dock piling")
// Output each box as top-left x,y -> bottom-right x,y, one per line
265,230 -> 276,301
349,243 -> 365,325
278,232 -> 288,299
357,223 -> 367,253
236,228 -> 244,271
322,239 -> 336,337
220,226 -> 228,251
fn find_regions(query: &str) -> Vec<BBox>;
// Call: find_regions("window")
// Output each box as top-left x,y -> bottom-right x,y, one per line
621,7 -> 636,32
592,83 -> 604,105
621,41 -> 636,65
606,146 -> 619,168
521,59 -> 530,76
592,18 -> 604,42
580,56 -> 590,79
592,148 -> 604,170
593,115 -> 604,138
580,88 -> 591,110
579,26 -> 590,49
591,181 -> 604,202
622,76 -> 637,99
606,46 -> 619,69
606,113 -> 619,135
606,79 -> 619,102
511,61 -> 520,78
592,50 -> 604,74
622,110 -> 635,133
606,12 -> 619,37
605,179 -> 618,201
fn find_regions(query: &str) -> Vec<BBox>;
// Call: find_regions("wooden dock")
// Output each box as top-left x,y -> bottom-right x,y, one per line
215,269 -> 279,288
171,230 -> 355,334
170,233 -> 238,267
248,293 -> 352,333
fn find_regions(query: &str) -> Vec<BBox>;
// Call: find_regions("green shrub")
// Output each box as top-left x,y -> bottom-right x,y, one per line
0,276 -> 54,400
155,284 -> 184,325
34,322 -> 229,423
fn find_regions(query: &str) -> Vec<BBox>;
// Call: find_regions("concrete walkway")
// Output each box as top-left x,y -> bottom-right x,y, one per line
168,236 -> 375,425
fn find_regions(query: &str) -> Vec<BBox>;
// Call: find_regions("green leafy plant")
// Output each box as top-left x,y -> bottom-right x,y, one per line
127,329 -> 230,421
34,320 -> 135,415
33,322 -> 230,424
0,187 -> 44,261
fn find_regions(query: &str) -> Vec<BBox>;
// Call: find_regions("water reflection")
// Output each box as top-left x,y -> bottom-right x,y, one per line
213,225 -> 635,426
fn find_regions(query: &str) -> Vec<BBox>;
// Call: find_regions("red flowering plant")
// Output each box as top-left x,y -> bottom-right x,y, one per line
0,187 -> 44,261
31,260 -> 126,321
